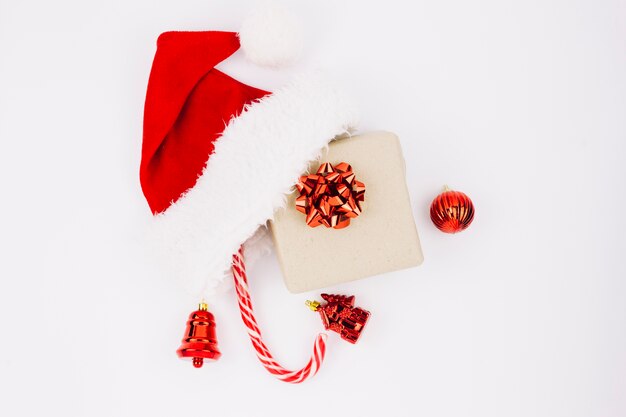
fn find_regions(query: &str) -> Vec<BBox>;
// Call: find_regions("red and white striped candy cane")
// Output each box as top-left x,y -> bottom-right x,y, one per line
232,246 -> 327,383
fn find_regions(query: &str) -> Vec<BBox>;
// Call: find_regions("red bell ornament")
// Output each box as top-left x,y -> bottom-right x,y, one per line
306,294 -> 370,344
430,185 -> 475,233
177,302 -> 221,368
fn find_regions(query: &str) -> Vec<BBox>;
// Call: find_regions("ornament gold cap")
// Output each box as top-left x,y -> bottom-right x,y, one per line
199,301 -> 208,311
305,300 -> 320,311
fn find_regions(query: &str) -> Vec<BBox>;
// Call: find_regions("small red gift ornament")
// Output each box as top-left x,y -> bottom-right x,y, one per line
306,294 -> 370,344
296,162 -> 365,229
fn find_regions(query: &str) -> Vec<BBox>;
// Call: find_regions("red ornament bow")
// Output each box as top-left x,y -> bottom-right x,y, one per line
295,162 -> 365,229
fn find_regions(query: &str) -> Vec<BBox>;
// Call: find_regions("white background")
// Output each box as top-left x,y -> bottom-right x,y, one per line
1,1 -> 625,416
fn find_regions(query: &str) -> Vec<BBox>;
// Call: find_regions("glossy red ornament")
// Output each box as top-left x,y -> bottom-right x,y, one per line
306,294 -> 370,344
430,186 -> 475,233
176,303 -> 221,368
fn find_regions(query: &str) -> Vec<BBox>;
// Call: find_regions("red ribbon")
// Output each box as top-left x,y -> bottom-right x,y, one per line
295,162 -> 365,229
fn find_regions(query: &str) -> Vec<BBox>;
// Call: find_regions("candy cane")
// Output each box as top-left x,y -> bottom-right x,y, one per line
232,247 -> 327,383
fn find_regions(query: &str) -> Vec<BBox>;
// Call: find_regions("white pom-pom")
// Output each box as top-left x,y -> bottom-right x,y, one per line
239,3 -> 303,68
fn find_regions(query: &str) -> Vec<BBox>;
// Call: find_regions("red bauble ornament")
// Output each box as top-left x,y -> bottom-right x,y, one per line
430,186 -> 475,233
306,294 -> 370,344
177,302 -> 221,368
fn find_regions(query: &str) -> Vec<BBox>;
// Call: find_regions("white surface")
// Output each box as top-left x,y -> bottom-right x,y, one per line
1,1 -> 625,416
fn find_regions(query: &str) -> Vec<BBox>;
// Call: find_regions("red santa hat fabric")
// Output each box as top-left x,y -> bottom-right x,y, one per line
140,30 -> 358,297
141,31 -> 269,214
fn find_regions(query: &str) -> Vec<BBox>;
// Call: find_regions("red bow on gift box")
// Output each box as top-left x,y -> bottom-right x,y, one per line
296,162 -> 365,229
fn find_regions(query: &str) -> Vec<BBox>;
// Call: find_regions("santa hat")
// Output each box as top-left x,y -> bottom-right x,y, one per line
140,14 -> 358,298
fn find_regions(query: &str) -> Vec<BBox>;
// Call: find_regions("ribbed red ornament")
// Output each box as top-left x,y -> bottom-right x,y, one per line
430,186 -> 475,233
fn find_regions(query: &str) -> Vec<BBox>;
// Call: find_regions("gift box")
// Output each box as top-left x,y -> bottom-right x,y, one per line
270,131 -> 424,293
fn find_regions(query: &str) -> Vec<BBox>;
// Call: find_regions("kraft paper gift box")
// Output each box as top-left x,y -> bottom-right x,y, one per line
270,131 -> 424,293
